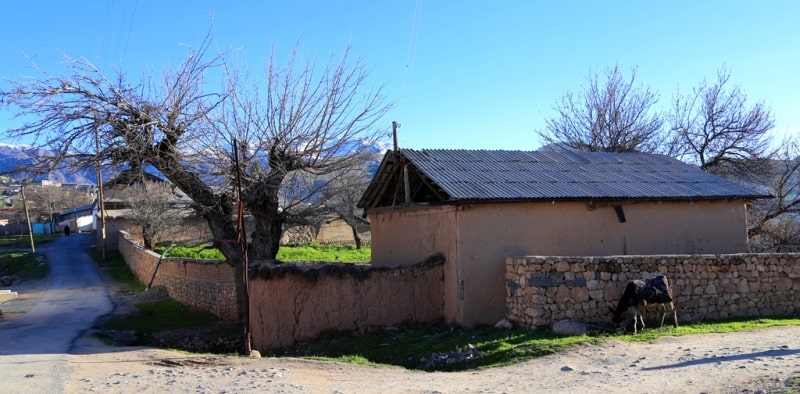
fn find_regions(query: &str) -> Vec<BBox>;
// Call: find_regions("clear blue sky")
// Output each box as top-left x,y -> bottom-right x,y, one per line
1,1 -> 797,150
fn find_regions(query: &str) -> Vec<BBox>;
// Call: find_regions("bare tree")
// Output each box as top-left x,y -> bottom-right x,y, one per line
747,137 -> 800,252
320,158 -> 373,249
120,180 -> 188,250
537,65 -> 665,153
211,46 -> 388,260
0,35 -> 389,265
669,67 -> 774,177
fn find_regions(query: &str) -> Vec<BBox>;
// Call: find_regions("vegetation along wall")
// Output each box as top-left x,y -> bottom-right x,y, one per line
506,254 -> 800,329
248,254 -> 445,350
117,231 -> 240,320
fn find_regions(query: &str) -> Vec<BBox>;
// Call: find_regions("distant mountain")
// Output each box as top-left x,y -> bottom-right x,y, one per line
0,143 -> 96,184
0,138 -> 389,186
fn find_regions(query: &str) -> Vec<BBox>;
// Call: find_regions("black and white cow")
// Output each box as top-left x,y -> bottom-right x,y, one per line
610,275 -> 678,333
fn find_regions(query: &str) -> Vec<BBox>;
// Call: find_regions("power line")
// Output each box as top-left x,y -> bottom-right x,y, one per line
397,0 -> 423,111
120,0 -> 139,65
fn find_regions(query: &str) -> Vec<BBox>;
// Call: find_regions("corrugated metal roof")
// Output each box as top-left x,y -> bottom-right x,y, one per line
397,149 -> 768,201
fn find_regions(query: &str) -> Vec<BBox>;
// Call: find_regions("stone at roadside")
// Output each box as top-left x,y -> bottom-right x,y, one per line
494,319 -> 513,329
552,320 -> 587,336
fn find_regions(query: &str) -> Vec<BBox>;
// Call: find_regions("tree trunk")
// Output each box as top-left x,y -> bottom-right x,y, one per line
247,188 -> 283,261
351,224 -> 362,249
142,225 -> 154,250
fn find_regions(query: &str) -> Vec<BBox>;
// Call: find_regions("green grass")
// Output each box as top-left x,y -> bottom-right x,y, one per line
98,300 -> 222,345
276,242 -> 370,263
0,234 -> 59,248
92,250 -> 145,291
90,248 -> 238,348
617,316 -> 800,343
273,317 -> 800,372
277,324 -> 604,371
154,242 -> 371,263
154,244 -> 226,260
0,251 -> 49,280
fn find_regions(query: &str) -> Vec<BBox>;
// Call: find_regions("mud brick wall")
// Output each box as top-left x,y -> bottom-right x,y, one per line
117,231 -> 239,320
506,254 -> 800,328
248,255 -> 445,350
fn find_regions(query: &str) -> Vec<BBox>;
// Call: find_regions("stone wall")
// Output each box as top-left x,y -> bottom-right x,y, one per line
248,255 -> 445,350
117,231 -> 240,320
506,254 -> 800,328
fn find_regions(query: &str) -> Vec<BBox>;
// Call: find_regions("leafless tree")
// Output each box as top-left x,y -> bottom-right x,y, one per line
214,45 -> 388,260
669,67 -> 775,177
320,157 -> 373,249
537,65 -> 665,153
120,180 -> 188,250
747,137 -> 800,252
0,34 -> 389,265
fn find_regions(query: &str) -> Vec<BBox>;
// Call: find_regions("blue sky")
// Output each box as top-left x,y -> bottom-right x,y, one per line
1,1 -> 797,150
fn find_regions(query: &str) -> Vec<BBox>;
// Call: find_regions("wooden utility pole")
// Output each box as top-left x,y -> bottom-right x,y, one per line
233,139 -> 253,356
20,184 -> 35,253
94,111 -> 107,260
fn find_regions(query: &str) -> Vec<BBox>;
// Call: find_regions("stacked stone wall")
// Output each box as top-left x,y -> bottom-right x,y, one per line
117,231 -> 239,320
506,254 -> 800,328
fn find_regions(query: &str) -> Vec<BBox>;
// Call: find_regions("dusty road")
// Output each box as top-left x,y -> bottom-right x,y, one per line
0,234 -> 114,392
2,234 -> 800,393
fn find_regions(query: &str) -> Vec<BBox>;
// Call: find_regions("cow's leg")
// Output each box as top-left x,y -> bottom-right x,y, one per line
638,308 -> 646,331
670,302 -> 678,328
632,307 -> 645,333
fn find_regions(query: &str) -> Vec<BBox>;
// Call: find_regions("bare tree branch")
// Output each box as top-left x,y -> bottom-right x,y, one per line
1,34 -> 389,264
669,66 -> 774,177
537,65 -> 665,153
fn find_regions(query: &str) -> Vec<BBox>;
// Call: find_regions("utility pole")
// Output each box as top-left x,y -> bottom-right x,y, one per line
94,110 -> 107,260
232,139 -> 254,356
20,184 -> 35,253
45,187 -> 54,234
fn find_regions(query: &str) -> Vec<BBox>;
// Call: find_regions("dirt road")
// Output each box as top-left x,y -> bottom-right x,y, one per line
2,235 -> 799,393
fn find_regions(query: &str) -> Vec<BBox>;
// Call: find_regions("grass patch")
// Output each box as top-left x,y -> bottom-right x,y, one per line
92,250 -> 145,291
0,234 -> 59,248
154,242 -> 371,263
277,243 -> 370,263
618,316 -> 800,343
98,300 -> 221,345
0,251 -> 49,280
275,324 -> 603,371
154,243 -> 226,260
90,247 -> 241,351
272,317 -> 800,372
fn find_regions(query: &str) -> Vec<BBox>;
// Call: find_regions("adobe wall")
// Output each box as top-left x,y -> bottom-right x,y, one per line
368,205 -> 461,325
506,254 -> 800,328
248,255 -> 445,350
118,231 -> 445,350
117,231 -> 240,320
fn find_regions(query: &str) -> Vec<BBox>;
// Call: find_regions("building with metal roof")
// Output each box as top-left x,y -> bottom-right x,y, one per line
358,149 -> 769,328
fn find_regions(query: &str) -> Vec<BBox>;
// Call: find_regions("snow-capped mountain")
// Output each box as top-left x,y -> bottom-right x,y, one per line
0,143 -> 96,184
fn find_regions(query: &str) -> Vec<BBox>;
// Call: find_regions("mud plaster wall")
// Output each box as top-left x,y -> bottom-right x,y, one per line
248,257 -> 445,350
117,231 -> 239,320
506,254 -> 800,328
118,231 -> 445,350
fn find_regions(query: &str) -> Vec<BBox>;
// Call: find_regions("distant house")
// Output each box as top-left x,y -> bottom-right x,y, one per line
95,170 -> 210,250
358,149 -> 769,328
55,203 -> 96,233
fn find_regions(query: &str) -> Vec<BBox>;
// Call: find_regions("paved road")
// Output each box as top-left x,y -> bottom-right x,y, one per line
0,234 -> 114,394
